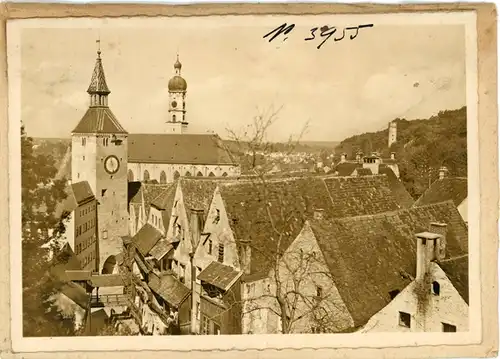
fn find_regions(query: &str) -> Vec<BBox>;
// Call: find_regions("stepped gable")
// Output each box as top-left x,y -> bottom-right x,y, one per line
414,177 -> 468,207
309,200 -> 468,327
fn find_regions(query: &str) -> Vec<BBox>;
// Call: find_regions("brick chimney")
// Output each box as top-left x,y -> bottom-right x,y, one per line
240,239 -> 252,275
429,222 -> 447,261
415,232 -> 442,281
340,153 -> 347,163
439,166 -> 448,180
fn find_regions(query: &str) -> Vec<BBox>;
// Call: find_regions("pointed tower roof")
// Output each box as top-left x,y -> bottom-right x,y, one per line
72,43 -> 127,135
87,47 -> 110,95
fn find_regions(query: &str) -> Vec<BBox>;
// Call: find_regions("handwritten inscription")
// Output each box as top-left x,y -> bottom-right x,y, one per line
263,23 -> 374,49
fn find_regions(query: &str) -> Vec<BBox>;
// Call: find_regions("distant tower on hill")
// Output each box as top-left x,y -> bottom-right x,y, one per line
388,121 -> 397,148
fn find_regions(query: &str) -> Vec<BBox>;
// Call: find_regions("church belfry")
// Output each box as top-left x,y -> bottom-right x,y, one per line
71,41 -> 129,274
166,55 -> 188,134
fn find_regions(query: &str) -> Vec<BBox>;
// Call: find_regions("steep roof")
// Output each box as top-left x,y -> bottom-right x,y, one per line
414,177 -> 468,207
334,162 -> 361,176
142,184 -> 173,218
218,175 -> 403,279
379,166 -> 414,208
87,52 -> 110,95
198,261 -> 242,291
323,175 -> 401,217
72,107 -> 127,134
132,223 -> 164,257
438,255 -> 469,304
71,181 -> 95,204
354,168 -> 373,176
309,201 -> 468,327
148,272 -> 190,308
128,134 -> 237,165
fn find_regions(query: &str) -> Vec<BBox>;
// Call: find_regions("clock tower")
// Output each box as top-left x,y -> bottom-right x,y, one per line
71,43 -> 129,274
166,55 -> 188,134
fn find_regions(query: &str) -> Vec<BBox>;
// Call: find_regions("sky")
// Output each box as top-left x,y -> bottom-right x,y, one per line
18,17 -> 467,142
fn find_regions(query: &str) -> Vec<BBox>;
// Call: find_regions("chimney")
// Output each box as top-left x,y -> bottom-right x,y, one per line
240,239 -> 252,275
390,152 -> 396,160
313,208 -> 324,220
340,153 -> 347,163
439,166 -> 448,180
429,222 -> 447,260
189,209 -> 204,247
415,232 -> 442,280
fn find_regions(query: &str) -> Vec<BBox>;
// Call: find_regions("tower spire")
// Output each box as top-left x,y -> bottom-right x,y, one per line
87,40 -> 110,107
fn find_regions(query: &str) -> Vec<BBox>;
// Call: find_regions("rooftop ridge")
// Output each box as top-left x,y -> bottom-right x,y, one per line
329,200 -> 456,223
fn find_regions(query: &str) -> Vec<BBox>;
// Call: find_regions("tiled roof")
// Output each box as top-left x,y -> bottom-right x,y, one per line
218,175 -> 403,279
334,162 -> 361,176
87,54 -> 110,95
90,274 -> 124,288
72,107 -> 127,134
71,181 -> 95,204
414,177 -> 468,207
309,201 -> 468,327
150,240 -> 174,261
378,167 -> 414,208
148,272 -> 191,308
128,134 -> 237,165
198,261 -> 242,291
151,183 -> 177,210
354,168 -> 373,176
142,184 -> 173,218
132,223 -> 164,257
439,255 -> 469,304
323,176 -> 401,218
65,270 -> 92,281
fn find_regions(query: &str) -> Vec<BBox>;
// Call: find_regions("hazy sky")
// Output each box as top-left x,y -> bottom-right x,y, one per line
19,18 -> 466,142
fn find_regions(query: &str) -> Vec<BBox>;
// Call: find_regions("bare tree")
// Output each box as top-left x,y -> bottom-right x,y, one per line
220,106 -> 344,334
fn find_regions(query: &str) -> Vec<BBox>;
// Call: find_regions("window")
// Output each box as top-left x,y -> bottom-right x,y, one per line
180,264 -> 186,283
102,230 -> 108,239
208,239 -> 213,254
101,189 -> 107,197
213,323 -> 221,335
213,209 -> 220,224
81,137 -> 86,146
398,312 -> 411,328
316,286 -> 323,298
432,281 -> 441,295
442,323 -> 457,332
83,155 -> 85,161
218,243 -> 224,263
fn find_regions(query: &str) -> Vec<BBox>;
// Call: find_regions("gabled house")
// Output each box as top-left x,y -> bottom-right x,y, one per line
246,200 -> 468,334
195,175 -> 415,334
413,166 -> 468,223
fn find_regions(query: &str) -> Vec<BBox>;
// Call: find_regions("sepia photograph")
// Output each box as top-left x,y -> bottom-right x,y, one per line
3,5 -> 496,356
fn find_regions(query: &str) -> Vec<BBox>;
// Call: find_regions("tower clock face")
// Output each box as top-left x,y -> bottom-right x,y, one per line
171,100 -> 178,108
104,155 -> 120,174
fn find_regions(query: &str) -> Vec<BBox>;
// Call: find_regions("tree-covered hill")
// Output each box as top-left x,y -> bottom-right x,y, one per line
335,106 -> 467,199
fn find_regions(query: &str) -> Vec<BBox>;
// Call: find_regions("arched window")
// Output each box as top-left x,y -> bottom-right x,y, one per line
128,170 -> 134,182
208,172 -> 215,177
222,172 -> 228,177
173,171 -> 181,180
143,170 -> 150,181
432,281 -> 440,295
160,171 -> 167,184
196,171 -> 203,177
185,171 -> 192,177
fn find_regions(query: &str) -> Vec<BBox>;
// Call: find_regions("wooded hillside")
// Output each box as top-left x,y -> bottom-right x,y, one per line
335,106 -> 467,199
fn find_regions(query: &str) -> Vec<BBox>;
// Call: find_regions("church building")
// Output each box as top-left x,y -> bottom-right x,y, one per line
69,44 -> 240,273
